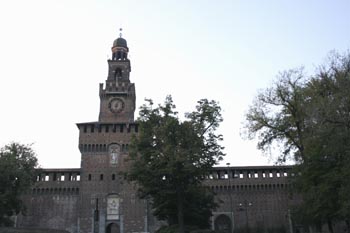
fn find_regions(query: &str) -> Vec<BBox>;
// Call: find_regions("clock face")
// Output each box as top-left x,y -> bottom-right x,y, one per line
109,98 -> 125,113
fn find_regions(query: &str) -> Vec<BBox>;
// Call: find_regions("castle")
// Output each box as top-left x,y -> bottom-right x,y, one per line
17,35 -> 297,233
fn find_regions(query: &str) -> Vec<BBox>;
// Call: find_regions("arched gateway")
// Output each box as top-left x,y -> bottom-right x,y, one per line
214,214 -> 232,233
106,223 -> 120,233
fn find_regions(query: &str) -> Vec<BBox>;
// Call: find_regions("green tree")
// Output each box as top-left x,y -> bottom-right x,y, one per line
126,96 -> 224,233
244,68 -> 307,163
244,52 -> 350,232
0,143 -> 39,226
296,54 -> 350,232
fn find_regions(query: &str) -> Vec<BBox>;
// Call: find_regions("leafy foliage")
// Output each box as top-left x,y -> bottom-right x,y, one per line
127,96 -> 224,233
244,52 -> 350,231
0,143 -> 39,226
244,68 -> 307,163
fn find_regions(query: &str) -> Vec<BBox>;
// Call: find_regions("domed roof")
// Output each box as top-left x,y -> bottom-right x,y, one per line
113,37 -> 128,48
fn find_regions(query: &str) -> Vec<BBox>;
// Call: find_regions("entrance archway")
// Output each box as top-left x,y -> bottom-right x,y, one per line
106,223 -> 120,233
214,214 -> 232,233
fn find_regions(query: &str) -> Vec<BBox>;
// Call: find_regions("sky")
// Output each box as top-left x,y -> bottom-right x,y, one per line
0,0 -> 350,168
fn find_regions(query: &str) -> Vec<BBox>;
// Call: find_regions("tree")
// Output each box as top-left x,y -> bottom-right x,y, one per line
0,142 -> 39,226
244,52 -> 350,232
296,54 -> 350,232
244,68 -> 307,163
126,96 -> 224,233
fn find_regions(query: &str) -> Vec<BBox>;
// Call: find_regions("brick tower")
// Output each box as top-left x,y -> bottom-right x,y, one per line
76,32 -> 147,233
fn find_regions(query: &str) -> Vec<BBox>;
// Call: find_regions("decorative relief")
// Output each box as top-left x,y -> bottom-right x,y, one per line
107,195 -> 120,220
109,144 -> 120,165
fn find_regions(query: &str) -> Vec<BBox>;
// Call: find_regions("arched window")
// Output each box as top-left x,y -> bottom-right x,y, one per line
115,68 -> 122,78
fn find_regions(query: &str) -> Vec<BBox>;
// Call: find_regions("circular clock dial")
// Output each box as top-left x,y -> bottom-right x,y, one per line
109,98 -> 125,113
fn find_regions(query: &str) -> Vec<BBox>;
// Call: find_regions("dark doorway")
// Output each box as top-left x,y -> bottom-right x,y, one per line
106,223 -> 120,233
214,214 -> 232,233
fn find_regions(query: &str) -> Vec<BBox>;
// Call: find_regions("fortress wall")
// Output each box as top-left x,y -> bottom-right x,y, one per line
18,166 -> 301,232
204,166 -> 298,231
18,169 -> 81,233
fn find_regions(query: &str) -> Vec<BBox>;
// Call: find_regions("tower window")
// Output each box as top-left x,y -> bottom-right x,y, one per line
100,174 -> 104,181
115,68 -> 122,78
88,174 -> 92,181
112,174 -> 116,180
105,125 -> 109,133
120,125 -> 124,133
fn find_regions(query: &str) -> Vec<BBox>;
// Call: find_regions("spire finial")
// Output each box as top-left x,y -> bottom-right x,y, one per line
119,28 -> 123,38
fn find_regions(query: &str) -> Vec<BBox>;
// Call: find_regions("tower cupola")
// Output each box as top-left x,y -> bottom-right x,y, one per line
112,29 -> 129,60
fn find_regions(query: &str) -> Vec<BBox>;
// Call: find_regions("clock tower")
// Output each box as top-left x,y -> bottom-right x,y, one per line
77,33 -> 147,233
99,34 -> 136,123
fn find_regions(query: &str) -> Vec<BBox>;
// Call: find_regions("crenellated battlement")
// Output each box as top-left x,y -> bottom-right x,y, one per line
35,168 -> 81,183
204,165 -> 294,191
30,186 -> 80,195
76,122 -> 138,134
99,82 -> 135,96
78,143 -> 129,153
206,165 -> 293,180
26,169 -> 81,197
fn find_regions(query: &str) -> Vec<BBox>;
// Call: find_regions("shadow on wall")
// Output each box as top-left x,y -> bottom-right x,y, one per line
0,228 -> 70,233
